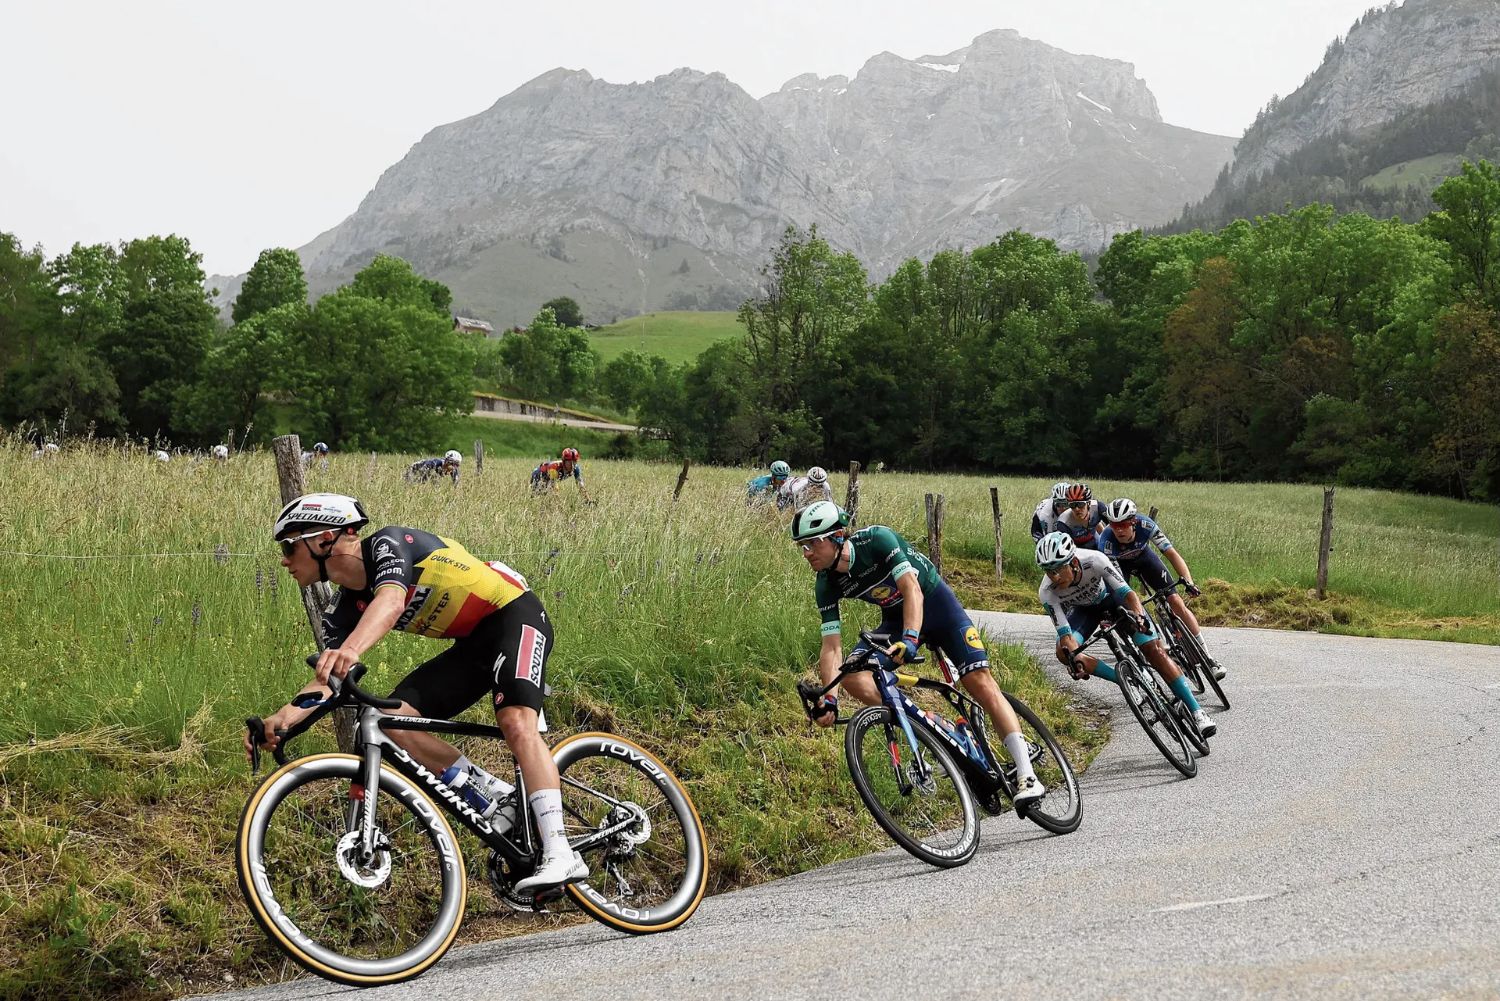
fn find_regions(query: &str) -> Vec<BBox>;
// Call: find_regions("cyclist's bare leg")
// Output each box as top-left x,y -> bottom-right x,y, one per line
1054,639 -> 1105,678
497,705 -> 560,792
385,701 -> 463,772
1167,591 -> 1202,634
837,670 -> 881,708
959,668 -> 1022,737
1142,639 -> 1184,682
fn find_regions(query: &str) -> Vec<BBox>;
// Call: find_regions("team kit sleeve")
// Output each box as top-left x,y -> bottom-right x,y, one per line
320,590 -> 362,648
1038,584 -> 1070,638
366,529 -> 414,592
1144,516 -> 1174,552
815,576 -> 842,636
1100,555 -> 1131,599
868,526 -> 917,581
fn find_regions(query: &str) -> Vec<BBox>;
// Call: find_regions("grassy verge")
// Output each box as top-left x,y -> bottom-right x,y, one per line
1,450 -> 1491,998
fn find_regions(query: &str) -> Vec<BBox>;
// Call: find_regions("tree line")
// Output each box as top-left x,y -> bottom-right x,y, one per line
4,160 -> 1498,499
618,162 -> 1500,501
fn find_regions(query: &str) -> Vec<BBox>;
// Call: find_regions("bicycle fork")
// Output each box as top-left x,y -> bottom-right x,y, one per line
875,670 -> 936,793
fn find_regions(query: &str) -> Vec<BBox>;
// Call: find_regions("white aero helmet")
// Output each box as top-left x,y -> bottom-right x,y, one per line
807,465 -> 828,484
1050,481 -> 1071,502
1103,498 -> 1138,524
791,500 -> 850,542
212,444 -> 229,460
273,493 -> 370,540
444,449 -> 462,464
1035,531 -> 1076,569
154,450 -> 171,462
313,441 -> 329,454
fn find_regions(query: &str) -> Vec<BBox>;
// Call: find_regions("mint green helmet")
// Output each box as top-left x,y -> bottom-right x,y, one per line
791,500 -> 850,542
770,460 -> 791,479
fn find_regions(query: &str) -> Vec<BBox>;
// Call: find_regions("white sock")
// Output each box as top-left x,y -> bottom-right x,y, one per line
1002,732 -> 1037,783
468,762 -> 515,799
529,788 -> 571,858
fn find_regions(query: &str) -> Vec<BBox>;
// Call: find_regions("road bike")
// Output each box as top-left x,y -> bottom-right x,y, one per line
237,661 -> 708,987
1074,612 -> 1205,777
1144,577 -> 1230,711
797,632 -> 1081,869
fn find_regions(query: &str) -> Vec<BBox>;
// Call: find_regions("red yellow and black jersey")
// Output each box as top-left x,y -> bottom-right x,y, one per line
322,526 -> 528,643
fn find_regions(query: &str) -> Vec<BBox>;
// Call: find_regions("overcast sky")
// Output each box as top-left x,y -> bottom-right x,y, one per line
2,0 -> 1385,277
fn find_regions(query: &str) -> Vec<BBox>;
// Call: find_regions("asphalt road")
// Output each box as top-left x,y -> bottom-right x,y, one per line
201,613 -> 1500,1000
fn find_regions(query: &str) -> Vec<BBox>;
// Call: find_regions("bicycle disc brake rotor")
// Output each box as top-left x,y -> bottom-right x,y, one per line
335,830 -> 392,888
603,802 -> 652,855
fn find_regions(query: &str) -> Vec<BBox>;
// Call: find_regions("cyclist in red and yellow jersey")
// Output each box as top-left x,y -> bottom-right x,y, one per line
246,493 -> 587,894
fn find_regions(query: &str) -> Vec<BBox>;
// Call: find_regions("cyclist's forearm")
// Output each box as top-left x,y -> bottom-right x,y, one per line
339,588 -> 405,657
1165,549 -> 1191,583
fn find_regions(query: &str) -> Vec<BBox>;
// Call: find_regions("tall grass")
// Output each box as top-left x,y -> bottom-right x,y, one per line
0,442 -> 1491,998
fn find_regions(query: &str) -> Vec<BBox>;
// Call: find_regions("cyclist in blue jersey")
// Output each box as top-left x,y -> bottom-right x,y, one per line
747,460 -> 791,507
1054,482 -> 1106,551
407,449 -> 462,485
1035,532 -> 1216,738
1099,498 -> 1223,679
1031,482 -> 1070,541
792,501 -> 1045,804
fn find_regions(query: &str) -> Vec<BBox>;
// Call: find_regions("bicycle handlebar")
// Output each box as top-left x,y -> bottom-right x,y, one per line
797,630 -> 925,723
245,656 -> 403,773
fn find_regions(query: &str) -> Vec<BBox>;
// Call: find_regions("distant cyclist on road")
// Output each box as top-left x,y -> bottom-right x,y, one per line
747,460 -> 790,508
1098,498 -> 1224,679
1031,482 -> 1070,542
530,447 -> 592,502
1054,483 -> 1106,551
1035,532 -> 1216,738
407,449 -> 462,485
792,501 -> 1046,805
247,493 -> 586,894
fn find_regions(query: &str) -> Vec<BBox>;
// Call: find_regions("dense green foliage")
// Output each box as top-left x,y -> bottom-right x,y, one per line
0,244 -> 476,450
625,168 -> 1500,499
541,295 -> 584,328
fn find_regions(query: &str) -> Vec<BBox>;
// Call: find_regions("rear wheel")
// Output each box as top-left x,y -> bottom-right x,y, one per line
551,733 -> 709,934
844,705 -> 979,868
970,695 -> 1081,835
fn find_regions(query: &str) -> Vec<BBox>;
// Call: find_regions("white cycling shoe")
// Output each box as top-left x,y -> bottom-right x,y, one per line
514,849 -> 589,895
1012,773 -> 1047,805
1192,709 -> 1218,739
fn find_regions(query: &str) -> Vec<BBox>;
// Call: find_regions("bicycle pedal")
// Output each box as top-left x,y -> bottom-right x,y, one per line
532,885 -> 567,910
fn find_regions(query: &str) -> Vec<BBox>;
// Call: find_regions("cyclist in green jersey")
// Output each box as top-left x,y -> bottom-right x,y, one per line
791,501 -> 1044,804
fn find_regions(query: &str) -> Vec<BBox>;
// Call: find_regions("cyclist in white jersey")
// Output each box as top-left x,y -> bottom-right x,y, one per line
1035,532 -> 1216,738
1031,482 -> 1070,541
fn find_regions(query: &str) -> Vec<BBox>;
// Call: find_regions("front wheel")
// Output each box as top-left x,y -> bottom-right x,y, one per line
236,754 -> 466,987
844,705 -> 979,868
1175,622 -> 1230,711
553,733 -> 709,934
1117,657 -> 1198,779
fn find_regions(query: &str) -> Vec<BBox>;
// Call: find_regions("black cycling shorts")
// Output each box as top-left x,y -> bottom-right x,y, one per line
388,590 -> 553,718
1118,548 -> 1172,593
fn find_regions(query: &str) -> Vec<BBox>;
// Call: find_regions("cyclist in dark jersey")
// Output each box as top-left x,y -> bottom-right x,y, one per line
244,492 -> 586,894
791,501 -> 1045,805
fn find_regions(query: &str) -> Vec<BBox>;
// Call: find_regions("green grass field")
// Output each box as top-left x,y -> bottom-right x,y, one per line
1361,152 -> 1462,192
0,447 -> 1494,998
589,311 -> 742,364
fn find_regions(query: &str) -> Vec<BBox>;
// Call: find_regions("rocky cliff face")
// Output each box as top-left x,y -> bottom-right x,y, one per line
219,31 -> 1236,326
1230,0 -> 1500,186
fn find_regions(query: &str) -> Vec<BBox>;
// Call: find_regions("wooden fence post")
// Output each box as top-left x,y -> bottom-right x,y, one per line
990,486 -> 1004,580
272,434 -> 353,752
925,492 -> 945,577
1148,504 -> 1159,522
474,439 -> 484,475
673,459 -> 692,501
845,461 -> 861,525
1316,486 -> 1335,599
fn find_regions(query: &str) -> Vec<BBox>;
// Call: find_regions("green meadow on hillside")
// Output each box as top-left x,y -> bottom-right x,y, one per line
589,311 -> 742,363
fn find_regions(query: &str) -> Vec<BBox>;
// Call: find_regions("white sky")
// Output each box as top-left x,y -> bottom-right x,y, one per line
1,0 -> 1384,277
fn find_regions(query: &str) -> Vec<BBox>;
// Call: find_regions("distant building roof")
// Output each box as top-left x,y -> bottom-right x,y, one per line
453,315 -> 494,334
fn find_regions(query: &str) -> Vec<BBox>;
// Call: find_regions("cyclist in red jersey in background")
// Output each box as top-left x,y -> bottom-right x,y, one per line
530,447 -> 592,502
245,493 -> 587,894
